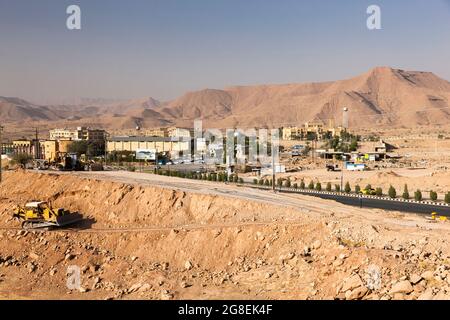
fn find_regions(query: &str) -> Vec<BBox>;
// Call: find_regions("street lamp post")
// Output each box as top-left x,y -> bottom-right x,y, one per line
104,135 -> 108,166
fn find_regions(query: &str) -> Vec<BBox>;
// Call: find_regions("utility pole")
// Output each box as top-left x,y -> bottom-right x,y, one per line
341,107 -> 349,192
272,139 -> 276,192
104,132 -> 109,166
34,127 -> 39,159
0,125 -> 3,183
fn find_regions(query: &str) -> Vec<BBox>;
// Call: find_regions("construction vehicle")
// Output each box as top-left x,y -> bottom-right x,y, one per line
326,164 -> 340,172
13,201 -> 82,229
430,212 -> 448,222
361,188 -> 377,195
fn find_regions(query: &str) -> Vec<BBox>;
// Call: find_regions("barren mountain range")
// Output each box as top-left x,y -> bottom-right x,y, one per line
2,67 -> 450,130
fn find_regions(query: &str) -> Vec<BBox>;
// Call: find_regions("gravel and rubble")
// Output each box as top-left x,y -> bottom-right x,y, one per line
1,170 -> 450,300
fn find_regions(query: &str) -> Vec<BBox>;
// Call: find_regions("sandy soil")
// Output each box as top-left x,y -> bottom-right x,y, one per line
1,170 -> 450,300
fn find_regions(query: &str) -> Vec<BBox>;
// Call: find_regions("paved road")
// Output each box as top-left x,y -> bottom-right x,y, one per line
280,189 -> 450,217
52,170 -> 449,217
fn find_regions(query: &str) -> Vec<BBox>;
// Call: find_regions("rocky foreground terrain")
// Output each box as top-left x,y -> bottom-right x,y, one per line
1,170 -> 450,300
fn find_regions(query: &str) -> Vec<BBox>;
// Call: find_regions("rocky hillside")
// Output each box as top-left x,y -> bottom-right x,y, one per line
2,67 -> 450,129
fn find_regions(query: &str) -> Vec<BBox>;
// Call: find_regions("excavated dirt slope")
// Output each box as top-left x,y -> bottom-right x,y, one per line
1,170 -> 450,300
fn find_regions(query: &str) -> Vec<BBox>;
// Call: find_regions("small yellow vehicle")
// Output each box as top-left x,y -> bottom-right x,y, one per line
13,201 -> 82,229
431,212 -> 448,222
361,188 -> 377,196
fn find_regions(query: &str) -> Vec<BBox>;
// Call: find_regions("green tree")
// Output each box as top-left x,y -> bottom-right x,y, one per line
402,184 -> 410,200
253,179 -> 258,185
430,190 -> 438,201
293,183 -> 298,189
67,140 -> 88,156
308,180 -> 315,190
285,179 -> 291,188
315,182 -> 322,191
445,192 -> 450,204
414,190 -> 422,202
326,182 -> 332,192
375,187 -> 383,196
335,184 -> 341,192
365,184 -> 372,191
300,180 -> 306,189
238,178 -> 244,184
277,178 -> 283,187
344,182 -> 351,193
12,153 -> 33,167
355,185 -> 361,194
264,179 -> 270,186
388,185 -> 397,199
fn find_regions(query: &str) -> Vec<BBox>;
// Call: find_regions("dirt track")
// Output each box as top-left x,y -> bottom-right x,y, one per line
1,170 -> 450,300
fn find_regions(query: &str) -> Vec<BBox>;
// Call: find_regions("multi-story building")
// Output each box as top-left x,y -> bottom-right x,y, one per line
50,127 -> 106,143
42,140 -> 58,162
107,136 -> 191,159
1,142 -> 14,155
49,129 -> 78,140
143,128 -> 169,137
282,120 -> 344,141
282,127 -> 303,140
11,139 -> 44,159
167,127 -> 194,138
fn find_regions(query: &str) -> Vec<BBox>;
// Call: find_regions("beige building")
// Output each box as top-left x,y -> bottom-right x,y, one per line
42,140 -> 58,161
50,127 -> 106,143
282,120 -> 344,141
12,139 -> 45,159
167,127 -> 194,138
107,136 -> 191,157
49,129 -> 78,140
142,128 -> 169,137
282,127 -> 303,140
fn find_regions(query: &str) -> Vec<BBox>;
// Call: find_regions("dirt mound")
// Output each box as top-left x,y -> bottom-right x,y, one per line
0,171 -> 301,229
1,170 -> 450,300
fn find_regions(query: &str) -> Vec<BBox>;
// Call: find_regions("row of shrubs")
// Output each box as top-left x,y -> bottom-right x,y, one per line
154,169 -> 244,184
150,170 -> 450,204
252,179 -> 450,203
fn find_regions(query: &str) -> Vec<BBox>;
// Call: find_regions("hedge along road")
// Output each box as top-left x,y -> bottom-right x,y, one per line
277,188 -> 450,217
43,170 -> 450,217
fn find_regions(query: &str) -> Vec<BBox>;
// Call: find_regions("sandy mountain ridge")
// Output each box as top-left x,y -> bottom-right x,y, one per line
2,67 -> 450,129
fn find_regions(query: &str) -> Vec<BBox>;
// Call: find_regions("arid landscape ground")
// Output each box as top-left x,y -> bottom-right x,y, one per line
1,169 -> 450,300
3,66 -> 450,300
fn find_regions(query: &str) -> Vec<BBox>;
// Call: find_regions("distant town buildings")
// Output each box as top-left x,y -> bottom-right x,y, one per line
1,127 -> 107,162
49,127 -> 106,144
167,127 -> 194,138
106,136 -> 191,159
282,120 -> 344,141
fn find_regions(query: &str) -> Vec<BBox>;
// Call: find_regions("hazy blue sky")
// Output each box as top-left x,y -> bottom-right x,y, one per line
1,0 -> 450,104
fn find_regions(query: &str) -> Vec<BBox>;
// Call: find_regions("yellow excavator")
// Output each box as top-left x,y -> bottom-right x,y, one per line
13,201 -> 82,229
